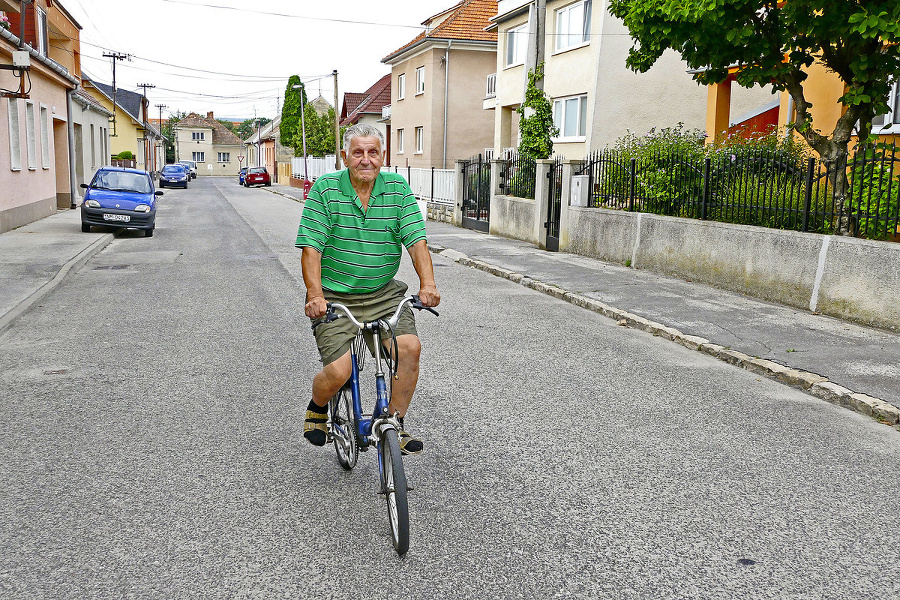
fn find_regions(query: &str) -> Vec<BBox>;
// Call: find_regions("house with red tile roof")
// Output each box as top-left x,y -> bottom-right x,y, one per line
173,111 -> 244,176
339,73 -> 392,159
382,0 -> 498,169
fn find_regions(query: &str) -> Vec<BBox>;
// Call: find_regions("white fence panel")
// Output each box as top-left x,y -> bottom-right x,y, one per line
291,155 -> 337,180
386,167 -> 455,205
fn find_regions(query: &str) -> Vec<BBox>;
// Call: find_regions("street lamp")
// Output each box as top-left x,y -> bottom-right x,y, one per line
291,83 -> 309,182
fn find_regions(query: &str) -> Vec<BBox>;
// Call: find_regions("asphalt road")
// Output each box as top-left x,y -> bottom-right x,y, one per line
1,177 -> 898,599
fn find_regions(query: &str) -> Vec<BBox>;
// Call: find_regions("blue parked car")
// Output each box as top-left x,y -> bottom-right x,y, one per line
80,167 -> 162,237
238,167 -> 247,185
159,163 -> 189,188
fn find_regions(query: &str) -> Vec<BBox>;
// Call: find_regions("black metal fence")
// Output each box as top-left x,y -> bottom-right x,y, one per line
500,153 -> 537,199
576,143 -> 900,241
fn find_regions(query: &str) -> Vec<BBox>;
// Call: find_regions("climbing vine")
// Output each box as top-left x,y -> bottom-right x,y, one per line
517,64 -> 558,160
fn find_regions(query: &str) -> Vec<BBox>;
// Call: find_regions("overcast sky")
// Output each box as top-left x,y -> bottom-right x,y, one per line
66,0 -> 459,122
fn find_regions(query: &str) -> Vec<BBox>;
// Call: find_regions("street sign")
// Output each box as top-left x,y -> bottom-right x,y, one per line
238,155 -> 244,164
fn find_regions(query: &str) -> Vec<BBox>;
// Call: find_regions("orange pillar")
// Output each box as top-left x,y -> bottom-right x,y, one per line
706,79 -> 732,144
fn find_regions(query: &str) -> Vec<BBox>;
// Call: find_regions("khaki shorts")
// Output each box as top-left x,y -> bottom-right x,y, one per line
311,279 -> 418,366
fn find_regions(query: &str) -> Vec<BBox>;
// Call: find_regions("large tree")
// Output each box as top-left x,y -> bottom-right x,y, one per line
607,0 -> 900,234
293,106 -> 338,157
281,75 -> 306,152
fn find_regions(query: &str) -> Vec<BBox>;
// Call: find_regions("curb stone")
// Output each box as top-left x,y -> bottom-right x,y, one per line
0,232 -> 114,336
430,244 -> 900,429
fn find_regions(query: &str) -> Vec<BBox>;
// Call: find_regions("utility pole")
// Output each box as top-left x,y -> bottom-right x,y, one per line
156,103 -> 167,165
333,70 -> 340,171
103,52 -> 127,137
137,83 -> 155,172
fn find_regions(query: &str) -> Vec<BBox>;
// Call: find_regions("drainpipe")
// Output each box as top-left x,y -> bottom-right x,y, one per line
443,40 -> 451,170
66,87 -> 78,208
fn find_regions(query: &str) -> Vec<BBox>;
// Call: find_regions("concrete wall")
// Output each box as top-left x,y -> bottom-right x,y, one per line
559,207 -> 900,331
491,195 -> 539,244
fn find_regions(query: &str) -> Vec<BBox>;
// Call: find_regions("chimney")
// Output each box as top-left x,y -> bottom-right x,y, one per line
207,111 -> 214,119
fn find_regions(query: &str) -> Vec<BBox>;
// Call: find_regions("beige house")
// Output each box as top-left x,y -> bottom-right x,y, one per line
486,0 -> 776,158
382,0 -> 498,169
1,0 -> 81,232
174,111 -> 243,176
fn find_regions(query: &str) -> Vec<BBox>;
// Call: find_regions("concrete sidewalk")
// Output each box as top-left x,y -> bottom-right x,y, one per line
5,185 -> 900,428
0,208 -> 114,336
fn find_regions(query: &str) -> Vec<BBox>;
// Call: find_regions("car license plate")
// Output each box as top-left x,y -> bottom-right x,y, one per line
103,214 -> 130,222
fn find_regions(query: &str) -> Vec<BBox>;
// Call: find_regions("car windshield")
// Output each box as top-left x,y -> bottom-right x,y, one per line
92,171 -> 152,194
162,166 -> 184,174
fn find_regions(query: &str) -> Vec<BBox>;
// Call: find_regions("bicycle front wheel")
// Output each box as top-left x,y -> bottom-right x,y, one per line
329,386 -> 358,470
379,428 -> 410,555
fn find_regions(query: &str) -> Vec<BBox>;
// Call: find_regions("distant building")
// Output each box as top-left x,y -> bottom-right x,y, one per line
174,111 -> 244,176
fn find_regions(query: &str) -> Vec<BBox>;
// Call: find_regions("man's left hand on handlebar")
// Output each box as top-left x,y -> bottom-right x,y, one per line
417,285 -> 440,308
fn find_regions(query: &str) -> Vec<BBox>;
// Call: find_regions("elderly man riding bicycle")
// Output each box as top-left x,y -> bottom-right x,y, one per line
295,123 -> 441,455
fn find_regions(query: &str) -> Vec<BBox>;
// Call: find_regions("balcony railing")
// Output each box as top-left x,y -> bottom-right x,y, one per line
485,73 -> 497,99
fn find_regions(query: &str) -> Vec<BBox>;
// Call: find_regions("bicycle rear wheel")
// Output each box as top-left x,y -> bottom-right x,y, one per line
329,386 -> 358,470
378,428 -> 409,555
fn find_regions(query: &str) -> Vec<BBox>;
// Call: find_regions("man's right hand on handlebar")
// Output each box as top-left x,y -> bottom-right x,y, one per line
305,295 -> 329,320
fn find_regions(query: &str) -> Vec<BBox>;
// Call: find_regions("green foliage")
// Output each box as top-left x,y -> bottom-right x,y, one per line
281,76 -> 306,149
235,117 -> 269,141
294,106 -> 337,157
597,126 -> 820,228
516,64 -> 557,160
116,150 -> 134,160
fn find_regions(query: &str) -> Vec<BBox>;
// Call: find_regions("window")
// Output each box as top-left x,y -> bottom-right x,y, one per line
192,131 -> 205,140
218,152 -> 230,162
40,106 -> 50,169
25,102 -> 36,170
415,127 -> 424,153
415,66 -> 425,95
873,81 -> 900,134
505,24 -> 528,67
555,0 -> 592,52
7,98 -> 21,170
90,123 -> 96,168
36,7 -> 48,57
397,128 -> 405,153
192,151 -> 205,162
397,73 -> 406,100
553,95 -> 588,140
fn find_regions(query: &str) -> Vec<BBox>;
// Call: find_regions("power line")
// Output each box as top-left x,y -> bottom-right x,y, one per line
159,0 -> 424,30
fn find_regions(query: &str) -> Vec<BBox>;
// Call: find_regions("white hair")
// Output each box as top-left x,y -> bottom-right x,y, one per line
343,123 -> 385,151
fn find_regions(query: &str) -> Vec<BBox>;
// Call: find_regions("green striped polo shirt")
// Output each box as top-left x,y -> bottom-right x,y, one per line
295,169 -> 428,294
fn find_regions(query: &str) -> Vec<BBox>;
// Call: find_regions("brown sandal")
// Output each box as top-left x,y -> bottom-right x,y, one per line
304,409 -> 328,446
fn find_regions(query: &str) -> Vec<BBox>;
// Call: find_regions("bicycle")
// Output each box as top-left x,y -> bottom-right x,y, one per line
314,295 -> 438,555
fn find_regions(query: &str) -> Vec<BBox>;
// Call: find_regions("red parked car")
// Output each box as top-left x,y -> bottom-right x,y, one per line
244,166 -> 271,187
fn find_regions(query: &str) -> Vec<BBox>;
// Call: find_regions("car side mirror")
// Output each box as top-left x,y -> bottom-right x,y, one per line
155,190 -> 164,196
80,183 -> 88,189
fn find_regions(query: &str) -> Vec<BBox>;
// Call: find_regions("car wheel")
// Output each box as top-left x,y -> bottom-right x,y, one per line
146,227 -> 154,238
81,223 -> 90,233
266,181 -> 271,186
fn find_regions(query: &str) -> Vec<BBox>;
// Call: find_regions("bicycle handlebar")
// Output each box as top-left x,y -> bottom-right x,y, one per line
312,295 -> 438,331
